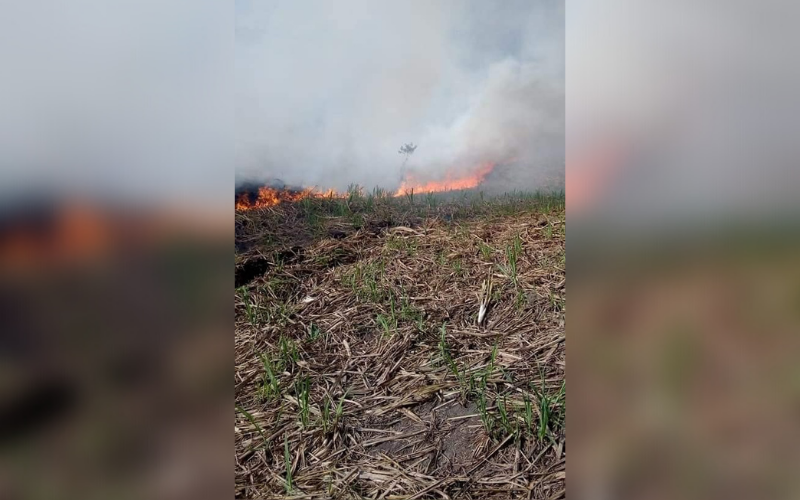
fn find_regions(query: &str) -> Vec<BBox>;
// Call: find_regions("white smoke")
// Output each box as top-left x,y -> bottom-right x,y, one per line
236,0 -> 564,192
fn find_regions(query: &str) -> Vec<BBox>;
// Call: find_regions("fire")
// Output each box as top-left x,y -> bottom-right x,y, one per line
235,162 -> 498,210
394,162 -> 495,196
235,186 -> 343,210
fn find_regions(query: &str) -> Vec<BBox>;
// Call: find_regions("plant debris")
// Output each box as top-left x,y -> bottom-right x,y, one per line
235,190 -> 565,499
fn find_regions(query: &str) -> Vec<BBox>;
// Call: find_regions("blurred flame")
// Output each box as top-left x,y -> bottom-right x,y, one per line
394,162 -> 495,196
567,143 -> 626,215
0,203 -> 110,269
0,201 -> 227,271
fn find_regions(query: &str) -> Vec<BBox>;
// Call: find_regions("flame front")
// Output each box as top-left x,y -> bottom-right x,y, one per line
394,162 -> 495,196
235,186 -> 342,210
235,162 -> 498,210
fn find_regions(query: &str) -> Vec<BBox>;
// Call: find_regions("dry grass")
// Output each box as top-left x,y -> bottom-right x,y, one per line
235,191 -> 565,499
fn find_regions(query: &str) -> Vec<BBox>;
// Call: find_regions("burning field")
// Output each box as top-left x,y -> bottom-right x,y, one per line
235,188 -> 565,498
234,161 -> 500,211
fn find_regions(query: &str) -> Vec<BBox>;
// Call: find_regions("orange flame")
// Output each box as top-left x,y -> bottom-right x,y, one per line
235,186 -> 344,211
394,162 -> 495,196
235,162 -> 498,210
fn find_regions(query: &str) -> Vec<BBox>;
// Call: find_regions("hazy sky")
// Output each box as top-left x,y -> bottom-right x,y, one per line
236,0 -> 564,192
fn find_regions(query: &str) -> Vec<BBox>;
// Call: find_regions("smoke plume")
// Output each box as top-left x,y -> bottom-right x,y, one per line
236,0 -> 564,193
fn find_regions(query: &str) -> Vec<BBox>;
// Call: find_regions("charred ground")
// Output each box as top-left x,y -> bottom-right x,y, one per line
235,188 -> 565,499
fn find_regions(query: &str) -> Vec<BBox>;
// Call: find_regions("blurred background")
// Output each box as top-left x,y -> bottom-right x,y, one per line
0,1 -> 231,499
567,1 -> 800,499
